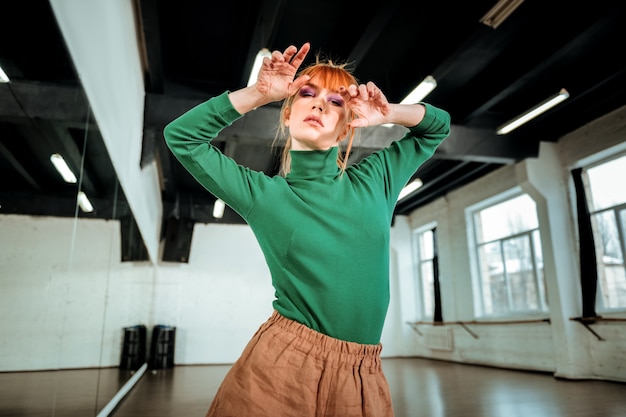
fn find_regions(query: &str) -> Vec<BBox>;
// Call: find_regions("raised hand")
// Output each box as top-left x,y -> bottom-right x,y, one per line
340,81 -> 391,128
255,43 -> 311,102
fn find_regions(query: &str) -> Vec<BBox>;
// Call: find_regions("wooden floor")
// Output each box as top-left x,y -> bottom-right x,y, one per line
0,367 -> 133,417
2,358 -> 625,416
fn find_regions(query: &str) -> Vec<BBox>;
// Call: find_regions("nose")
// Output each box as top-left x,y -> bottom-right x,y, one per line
312,97 -> 326,112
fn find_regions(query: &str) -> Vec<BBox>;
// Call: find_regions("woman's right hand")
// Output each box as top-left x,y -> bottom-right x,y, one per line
255,43 -> 311,102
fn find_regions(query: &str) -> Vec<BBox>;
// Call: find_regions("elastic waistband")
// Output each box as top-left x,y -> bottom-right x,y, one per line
264,310 -> 383,368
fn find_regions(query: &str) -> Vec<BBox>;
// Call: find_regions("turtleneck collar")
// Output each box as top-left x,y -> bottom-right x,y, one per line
286,147 -> 341,179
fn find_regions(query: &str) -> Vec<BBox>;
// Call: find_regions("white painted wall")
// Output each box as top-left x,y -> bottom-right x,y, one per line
0,215 -> 153,371
406,105 -> 626,382
153,224 -> 275,365
0,215 -> 409,372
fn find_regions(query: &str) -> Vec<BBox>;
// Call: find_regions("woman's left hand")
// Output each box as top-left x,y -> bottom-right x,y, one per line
341,82 -> 390,128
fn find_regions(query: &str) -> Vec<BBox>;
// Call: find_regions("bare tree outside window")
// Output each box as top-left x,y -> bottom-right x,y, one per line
472,194 -> 547,317
586,154 -> 626,310
413,226 -> 435,319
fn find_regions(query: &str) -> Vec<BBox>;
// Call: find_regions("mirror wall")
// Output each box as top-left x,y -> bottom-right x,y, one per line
0,2 -> 154,415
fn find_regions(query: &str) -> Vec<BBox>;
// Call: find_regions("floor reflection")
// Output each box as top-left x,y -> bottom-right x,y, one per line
2,358 -> 625,417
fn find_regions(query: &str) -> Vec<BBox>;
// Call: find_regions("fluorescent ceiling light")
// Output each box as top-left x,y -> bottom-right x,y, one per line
77,191 -> 94,212
480,0 -> 525,29
247,48 -> 272,86
50,153 -> 77,183
398,178 -> 423,201
496,88 -> 570,135
382,76 -> 437,127
400,75 -> 437,104
213,198 -> 225,218
0,64 -> 9,83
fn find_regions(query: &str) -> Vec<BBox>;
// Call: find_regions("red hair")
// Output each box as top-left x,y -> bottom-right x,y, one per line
275,59 -> 358,176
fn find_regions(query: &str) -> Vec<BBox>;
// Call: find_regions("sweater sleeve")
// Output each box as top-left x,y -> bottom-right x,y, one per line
162,91 -> 267,217
164,91 -> 242,151
409,103 -> 451,144
352,102 -> 451,208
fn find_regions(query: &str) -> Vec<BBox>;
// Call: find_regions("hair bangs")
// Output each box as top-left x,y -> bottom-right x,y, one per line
301,63 -> 357,92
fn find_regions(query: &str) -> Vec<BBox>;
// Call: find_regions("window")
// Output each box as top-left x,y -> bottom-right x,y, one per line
585,154 -> 626,311
468,191 -> 547,317
413,224 -> 436,320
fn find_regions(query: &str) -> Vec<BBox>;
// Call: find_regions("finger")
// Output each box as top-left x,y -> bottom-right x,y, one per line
346,84 -> 359,97
357,84 -> 369,100
289,42 -> 311,67
290,74 -> 311,93
366,81 -> 378,97
339,86 -> 351,101
282,45 -> 298,62
271,49 -> 286,63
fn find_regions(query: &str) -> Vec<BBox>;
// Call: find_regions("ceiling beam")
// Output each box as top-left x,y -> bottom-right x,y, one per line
0,140 -> 42,190
0,191 -> 131,219
395,162 -> 500,215
144,92 -> 536,164
347,1 -> 399,66
0,82 -> 93,128
239,0 -> 286,87
464,9 -> 624,125
42,120 -> 99,195
136,0 -> 164,94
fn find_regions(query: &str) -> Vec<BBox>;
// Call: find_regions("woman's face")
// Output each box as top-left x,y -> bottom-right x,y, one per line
285,78 -> 350,151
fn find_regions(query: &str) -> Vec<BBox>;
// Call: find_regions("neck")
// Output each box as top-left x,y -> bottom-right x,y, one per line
287,147 -> 340,178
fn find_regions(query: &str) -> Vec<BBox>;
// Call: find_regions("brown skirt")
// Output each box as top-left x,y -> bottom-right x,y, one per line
206,310 -> 394,417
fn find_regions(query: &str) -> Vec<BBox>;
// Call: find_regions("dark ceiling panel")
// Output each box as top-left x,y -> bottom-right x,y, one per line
0,0 -> 624,259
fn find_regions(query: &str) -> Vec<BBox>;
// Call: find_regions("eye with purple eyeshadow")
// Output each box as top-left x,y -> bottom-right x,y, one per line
299,86 -> 315,97
328,95 -> 344,106
298,85 -> 345,108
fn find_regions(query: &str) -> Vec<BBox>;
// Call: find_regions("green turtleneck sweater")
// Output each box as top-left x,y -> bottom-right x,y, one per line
164,91 -> 450,344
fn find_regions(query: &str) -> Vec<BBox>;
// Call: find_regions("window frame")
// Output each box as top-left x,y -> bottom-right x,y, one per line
581,153 -> 626,313
466,187 -> 548,319
411,221 -> 437,320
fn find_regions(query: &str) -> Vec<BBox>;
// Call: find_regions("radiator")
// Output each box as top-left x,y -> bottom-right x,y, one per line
422,326 -> 454,351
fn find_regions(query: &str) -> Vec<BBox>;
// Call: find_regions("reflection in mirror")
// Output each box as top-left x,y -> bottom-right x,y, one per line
0,2 -> 147,416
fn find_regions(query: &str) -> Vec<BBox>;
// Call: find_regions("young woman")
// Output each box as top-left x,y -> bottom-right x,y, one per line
164,42 -> 450,417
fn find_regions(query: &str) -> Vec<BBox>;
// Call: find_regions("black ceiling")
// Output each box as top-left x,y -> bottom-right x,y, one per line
1,1 -> 625,259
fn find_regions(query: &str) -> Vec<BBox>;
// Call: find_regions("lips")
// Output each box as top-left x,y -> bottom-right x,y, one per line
303,115 -> 323,127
